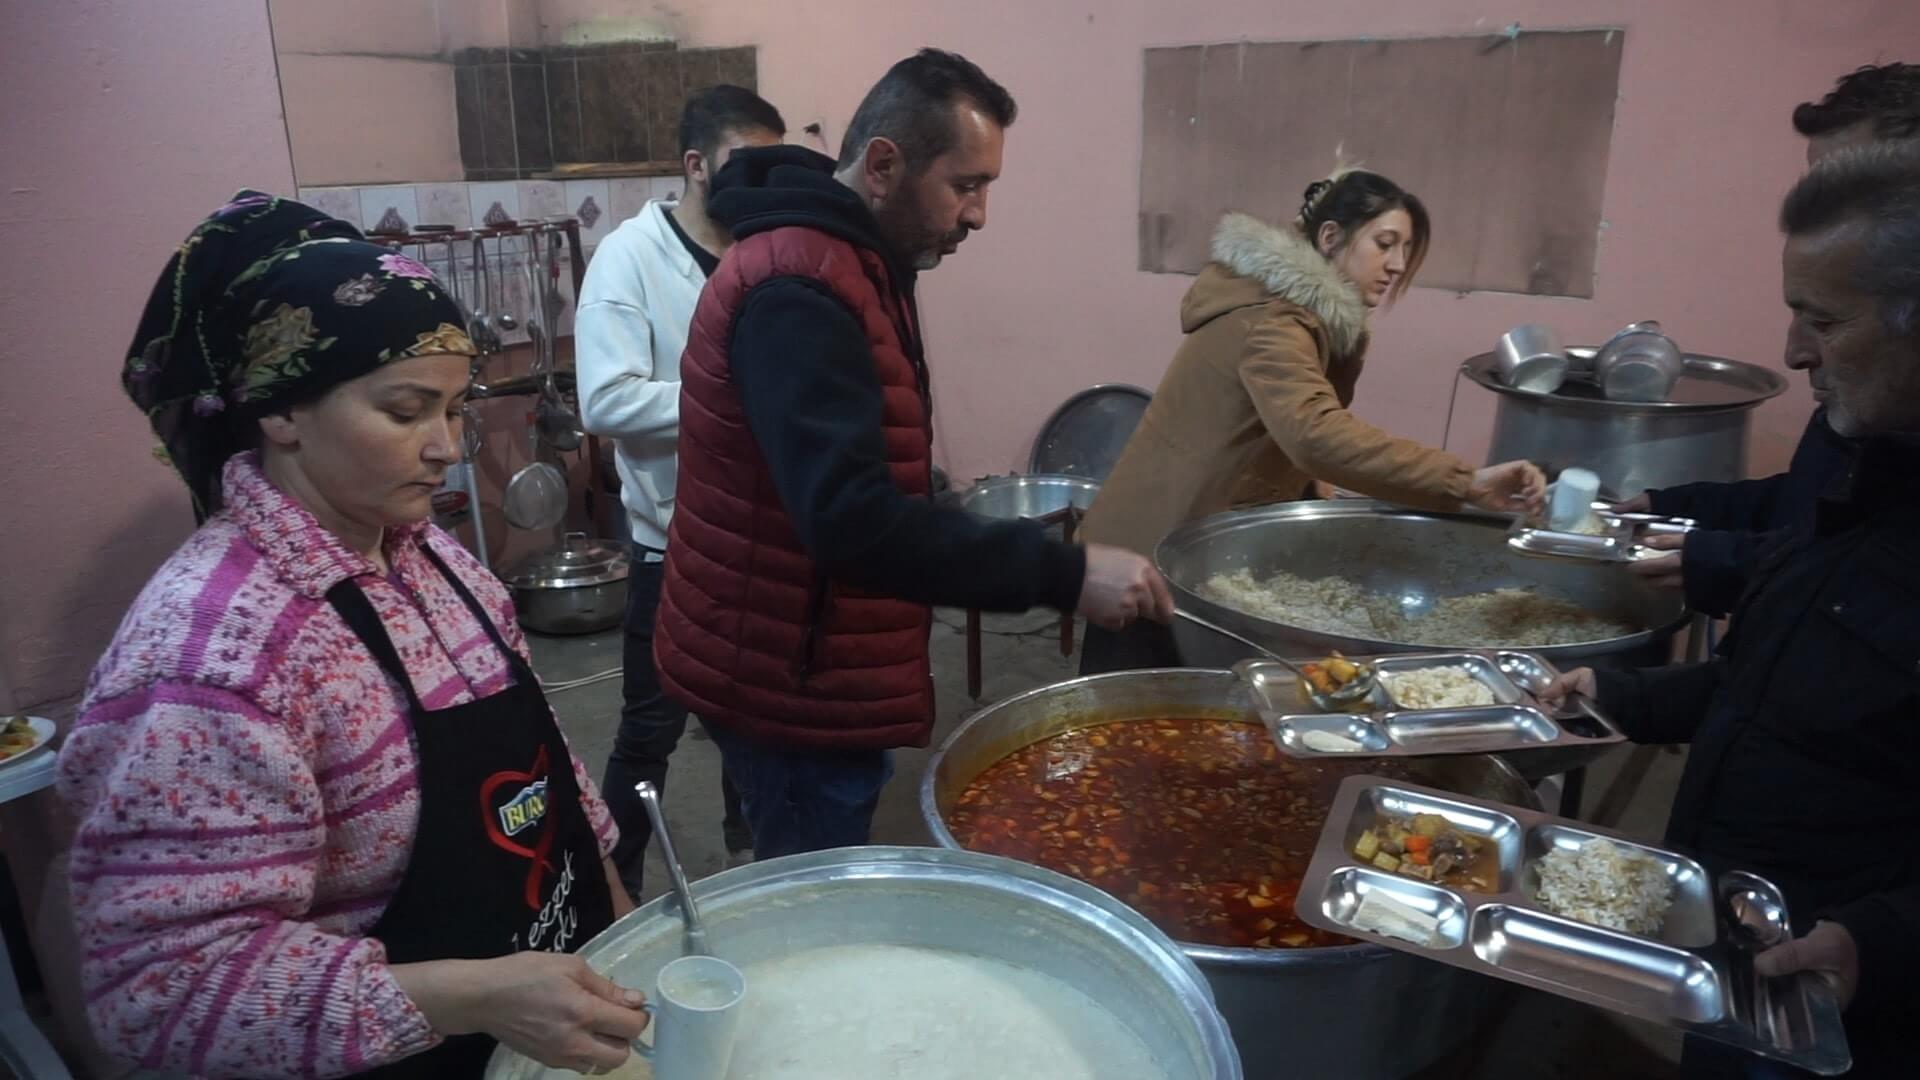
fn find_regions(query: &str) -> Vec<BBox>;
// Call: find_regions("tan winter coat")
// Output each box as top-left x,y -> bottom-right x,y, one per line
1080,213 -> 1474,557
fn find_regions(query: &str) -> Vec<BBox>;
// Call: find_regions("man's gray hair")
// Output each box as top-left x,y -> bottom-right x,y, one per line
1781,144 -> 1920,336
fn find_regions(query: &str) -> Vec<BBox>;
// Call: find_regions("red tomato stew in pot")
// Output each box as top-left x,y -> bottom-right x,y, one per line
947,718 -> 1413,949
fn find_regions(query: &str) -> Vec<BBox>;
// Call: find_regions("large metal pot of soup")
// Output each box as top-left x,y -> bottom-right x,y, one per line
1159,500 -> 1688,672
921,668 -> 1540,1079
485,846 -> 1241,1080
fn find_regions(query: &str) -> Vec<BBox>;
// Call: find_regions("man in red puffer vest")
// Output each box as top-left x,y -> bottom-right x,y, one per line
655,49 -> 1172,858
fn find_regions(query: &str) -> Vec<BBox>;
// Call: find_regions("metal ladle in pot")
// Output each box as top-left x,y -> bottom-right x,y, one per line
634,781 -> 710,957
1174,608 -> 1377,711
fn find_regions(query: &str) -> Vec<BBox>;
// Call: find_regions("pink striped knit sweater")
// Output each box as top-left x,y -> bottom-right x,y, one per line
58,453 -> 617,1078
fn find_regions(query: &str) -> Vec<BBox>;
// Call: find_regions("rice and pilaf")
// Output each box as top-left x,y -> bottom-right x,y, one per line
1199,569 -> 1634,648
1382,666 -> 1496,710
1534,838 -> 1673,935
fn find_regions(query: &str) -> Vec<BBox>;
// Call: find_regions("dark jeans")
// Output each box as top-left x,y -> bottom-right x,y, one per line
600,554 -> 748,902
1079,619 -> 1184,676
702,722 -> 894,860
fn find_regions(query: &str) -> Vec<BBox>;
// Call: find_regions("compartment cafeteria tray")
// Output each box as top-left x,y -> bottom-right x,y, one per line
1508,504 -> 1696,564
1241,650 -> 1626,761
1296,776 -> 1851,1075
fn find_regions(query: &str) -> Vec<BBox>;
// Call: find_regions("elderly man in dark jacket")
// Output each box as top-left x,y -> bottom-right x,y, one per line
1549,145 -> 1920,1079
1621,63 -> 1919,615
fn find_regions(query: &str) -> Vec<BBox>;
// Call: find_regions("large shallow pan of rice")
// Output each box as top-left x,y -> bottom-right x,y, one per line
1158,501 -> 1687,671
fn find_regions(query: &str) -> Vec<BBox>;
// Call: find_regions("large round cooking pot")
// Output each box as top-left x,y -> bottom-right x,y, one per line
502,533 -> 629,635
1158,501 -> 1688,671
921,668 -> 1538,1079
485,846 -> 1241,1079
1462,349 -> 1787,498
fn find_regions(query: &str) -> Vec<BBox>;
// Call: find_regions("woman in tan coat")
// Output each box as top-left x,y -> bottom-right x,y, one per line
1079,170 -> 1545,672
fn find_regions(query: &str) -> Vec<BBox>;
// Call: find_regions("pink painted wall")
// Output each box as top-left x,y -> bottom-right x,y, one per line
0,0 -> 296,710
540,0 -> 1913,484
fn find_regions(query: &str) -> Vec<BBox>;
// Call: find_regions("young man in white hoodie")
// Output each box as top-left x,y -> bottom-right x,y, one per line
576,85 -> 786,901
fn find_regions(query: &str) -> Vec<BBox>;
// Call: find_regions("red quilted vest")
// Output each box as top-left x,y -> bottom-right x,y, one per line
654,225 -> 936,751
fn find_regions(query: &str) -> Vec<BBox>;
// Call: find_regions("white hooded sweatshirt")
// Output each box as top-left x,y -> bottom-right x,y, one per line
574,198 -> 707,550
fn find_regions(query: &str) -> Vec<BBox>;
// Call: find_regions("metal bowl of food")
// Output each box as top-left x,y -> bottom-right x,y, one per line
1158,501 -> 1687,671
921,668 -> 1537,1079
485,846 -> 1242,1079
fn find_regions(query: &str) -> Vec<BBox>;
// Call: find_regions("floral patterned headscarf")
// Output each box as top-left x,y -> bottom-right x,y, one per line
124,190 -> 476,517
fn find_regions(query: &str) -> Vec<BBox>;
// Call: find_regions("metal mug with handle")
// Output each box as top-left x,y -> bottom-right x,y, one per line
631,954 -> 746,1080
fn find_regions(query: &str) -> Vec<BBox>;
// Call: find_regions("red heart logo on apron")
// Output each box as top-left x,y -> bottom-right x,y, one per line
478,745 -> 559,909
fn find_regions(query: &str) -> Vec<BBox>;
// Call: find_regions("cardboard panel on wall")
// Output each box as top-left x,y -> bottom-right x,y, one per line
1139,29 -> 1625,298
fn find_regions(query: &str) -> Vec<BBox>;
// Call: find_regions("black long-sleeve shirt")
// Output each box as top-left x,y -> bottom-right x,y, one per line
708,144 -> 1086,614
1646,409 -> 1851,615
1596,433 -> 1918,1050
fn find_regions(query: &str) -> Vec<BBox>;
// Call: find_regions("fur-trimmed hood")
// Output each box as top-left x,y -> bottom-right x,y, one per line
1182,212 -> 1367,358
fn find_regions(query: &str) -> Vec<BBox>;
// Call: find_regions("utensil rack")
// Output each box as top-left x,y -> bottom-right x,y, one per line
370,217 -> 606,551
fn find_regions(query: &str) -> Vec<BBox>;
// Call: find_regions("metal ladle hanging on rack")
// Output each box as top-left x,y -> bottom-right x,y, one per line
468,233 -> 501,354
490,231 -> 518,335
529,227 -> 582,452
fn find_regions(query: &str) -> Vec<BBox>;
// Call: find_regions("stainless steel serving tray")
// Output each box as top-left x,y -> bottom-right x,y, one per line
1297,777 -> 1852,1075
1508,505 -> 1696,564
1240,650 -> 1626,761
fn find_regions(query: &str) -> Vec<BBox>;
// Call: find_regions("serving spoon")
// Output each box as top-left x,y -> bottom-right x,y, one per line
1175,608 -> 1378,711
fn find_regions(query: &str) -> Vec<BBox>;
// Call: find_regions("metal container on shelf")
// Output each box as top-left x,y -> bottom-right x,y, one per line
921,668 -> 1539,1079
485,846 -> 1242,1080
1461,349 -> 1788,499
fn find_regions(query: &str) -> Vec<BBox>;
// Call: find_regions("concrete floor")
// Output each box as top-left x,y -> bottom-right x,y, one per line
528,611 -> 1695,1080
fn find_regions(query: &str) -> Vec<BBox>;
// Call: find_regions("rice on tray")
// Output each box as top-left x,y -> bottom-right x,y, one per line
1383,666 -> 1495,710
1199,569 -> 1633,648
1534,839 -> 1673,935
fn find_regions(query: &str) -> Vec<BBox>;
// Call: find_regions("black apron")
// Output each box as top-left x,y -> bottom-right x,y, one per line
327,545 -> 616,1078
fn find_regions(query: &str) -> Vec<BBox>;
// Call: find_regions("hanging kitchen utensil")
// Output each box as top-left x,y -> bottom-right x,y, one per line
460,403 -> 491,568
468,233 -> 499,354
491,231 -> 518,335
502,416 -> 569,531
442,233 -> 466,321
532,229 -> 583,451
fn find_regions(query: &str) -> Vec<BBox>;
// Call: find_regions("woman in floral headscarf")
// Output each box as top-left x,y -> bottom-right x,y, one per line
59,192 -> 648,1078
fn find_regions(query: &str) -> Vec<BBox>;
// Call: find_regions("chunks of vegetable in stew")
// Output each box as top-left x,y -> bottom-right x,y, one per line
1353,813 -> 1496,891
946,718 -> 1413,949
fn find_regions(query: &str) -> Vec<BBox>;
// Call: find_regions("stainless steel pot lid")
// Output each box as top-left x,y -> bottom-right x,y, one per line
502,532 -> 630,589
1028,383 -> 1152,481
1460,350 -> 1787,413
